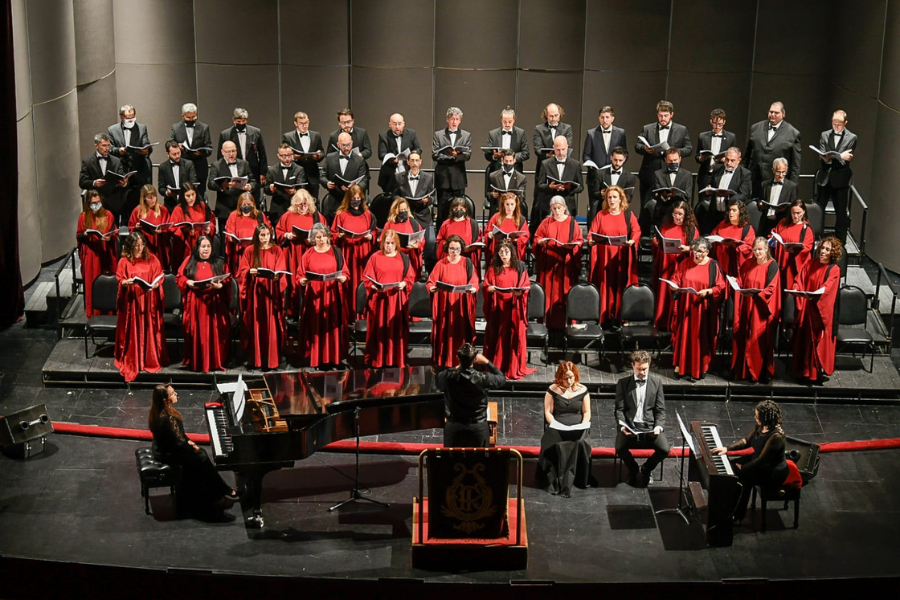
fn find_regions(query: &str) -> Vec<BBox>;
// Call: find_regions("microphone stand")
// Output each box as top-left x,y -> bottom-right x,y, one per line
329,406 -> 389,512
655,411 -> 691,524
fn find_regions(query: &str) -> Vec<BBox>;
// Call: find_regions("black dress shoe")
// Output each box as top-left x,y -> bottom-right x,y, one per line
686,376 -> 697,383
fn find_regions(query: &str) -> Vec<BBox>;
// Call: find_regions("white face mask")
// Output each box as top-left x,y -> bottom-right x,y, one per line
90,202 -> 102,212
123,118 -> 136,128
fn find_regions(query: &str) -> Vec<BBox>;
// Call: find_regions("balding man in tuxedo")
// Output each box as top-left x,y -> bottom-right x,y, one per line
377,112 -> 421,196
168,103 -> 212,197
320,132 -> 369,224
815,110 -> 857,244
533,135 -> 583,238
217,107 -> 268,195
208,140 -> 255,220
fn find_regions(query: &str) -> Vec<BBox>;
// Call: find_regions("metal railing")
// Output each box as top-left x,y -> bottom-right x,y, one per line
849,184 -> 868,256
53,248 -> 77,339
874,262 -> 898,349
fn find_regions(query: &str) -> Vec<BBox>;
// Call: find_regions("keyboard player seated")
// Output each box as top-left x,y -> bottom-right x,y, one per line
712,399 -> 788,524
614,351 -> 670,487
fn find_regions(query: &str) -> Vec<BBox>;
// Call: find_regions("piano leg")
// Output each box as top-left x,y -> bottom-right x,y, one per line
235,465 -> 287,528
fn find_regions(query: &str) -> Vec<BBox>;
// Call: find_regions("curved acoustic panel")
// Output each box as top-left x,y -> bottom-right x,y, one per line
113,0 -> 195,66
26,0 -> 77,103
195,0 -> 278,66
73,0 -> 115,84
77,76 -> 118,158
17,117 -> 41,284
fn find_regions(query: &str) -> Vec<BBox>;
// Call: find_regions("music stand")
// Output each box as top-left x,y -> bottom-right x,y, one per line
329,406 -> 389,512
654,411 -> 693,524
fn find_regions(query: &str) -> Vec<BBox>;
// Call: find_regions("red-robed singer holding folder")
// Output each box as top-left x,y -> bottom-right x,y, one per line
76,190 -> 118,316
237,224 -> 286,370
169,182 -> 215,274
427,234 -> 478,368
731,237 -> 781,384
792,236 -> 842,384
534,196 -> 583,330
483,241 -> 535,380
177,235 -> 231,372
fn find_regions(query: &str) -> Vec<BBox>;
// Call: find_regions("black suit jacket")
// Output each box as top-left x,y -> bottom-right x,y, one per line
694,129 -> 737,189
706,164 -> 752,204
157,159 -> 198,208
395,170 -> 436,227
79,153 -> 126,211
488,168 -> 528,215
218,125 -> 268,181
583,125 -> 626,168
589,167 -> 636,204
208,158 -> 256,215
168,120 -> 212,191
282,129 -> 325,193
743,119 -> 801,192
483,126 -> 530,173
652,167 -> 694,200
532,122 -> 574,173
107,121 -> 153,187
636,122 -> 692,180
759,179 -> 798,216
815,128 -> 857,188
327,127 -> 373,160
432,128 -> 472,190
319,152 -> 369,221
266,162 -> 308,210
615,374 -> 666,431
377,128 -> 422,193
536,156 -> 584,214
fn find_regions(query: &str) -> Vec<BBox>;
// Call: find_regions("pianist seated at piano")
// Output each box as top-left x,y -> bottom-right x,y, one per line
149,384 -> 238,517
712,399 -> 788,524
614,350 -> 669,487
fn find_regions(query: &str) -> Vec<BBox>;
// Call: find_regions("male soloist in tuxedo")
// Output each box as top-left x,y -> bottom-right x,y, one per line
208,141 -> 255,220
432,107 -> 472,226
282,111 -> 324,200
534,136 -> 584,238
266,143 -> 308,224
743,101 -> 801,198
377,112 -> 421,196
483,107 -> 530,197
395,150 -> 438,271
217,108 -> 268,196
588,146 -> 636,224
635,100 -> 692,208
815,110 -> 857,244
157,140 -> 198,211
327,108 -> 373,160
695,108 -> 737,192
168,103 -> 212,196
697,147 -> 752,233
650,148 -> 694,229
320,132 -> 369,224
107,103 -> 153,217
79,132 -> 127,220
487,150 -> 528,215
756,158 -> 798,236
615,351 -> 669,487
583,106 -> 626,195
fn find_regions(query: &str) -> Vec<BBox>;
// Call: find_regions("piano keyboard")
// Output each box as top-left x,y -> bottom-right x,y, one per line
701,424 -> 734,475
205,403 -> 233,458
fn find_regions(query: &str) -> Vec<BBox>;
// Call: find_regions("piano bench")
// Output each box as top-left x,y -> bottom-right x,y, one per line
750,484 -> 801,532
135,448 -> 182,515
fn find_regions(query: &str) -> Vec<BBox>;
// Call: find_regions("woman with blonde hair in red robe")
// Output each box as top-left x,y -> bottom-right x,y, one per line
275,189 -> 326,317
533,196 -> 583,330
792,236 -> 842,385
381,197 -> 425,278
129,184 -> 171,271
732,237 -> 781,384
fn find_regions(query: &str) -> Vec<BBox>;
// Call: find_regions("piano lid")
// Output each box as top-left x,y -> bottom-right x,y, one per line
264,367 -> 441,416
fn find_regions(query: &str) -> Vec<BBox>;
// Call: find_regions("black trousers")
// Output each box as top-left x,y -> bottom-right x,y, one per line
615,429 -> 670,475
817,184 -> 851,244
443,420 -> 490,448
733,460 -> 789,520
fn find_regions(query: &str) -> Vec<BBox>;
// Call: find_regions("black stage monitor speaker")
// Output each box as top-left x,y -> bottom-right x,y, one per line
0,403 -> 54,458
785,435 -> 820,484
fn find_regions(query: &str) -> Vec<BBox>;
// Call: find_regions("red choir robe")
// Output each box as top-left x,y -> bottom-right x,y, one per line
484,213 -> 529,265
426,257 -> 478,368
671,258 -> 726,379
332,210 -> 377,312
771,219 -> 814,291
436,217 -> 482,274
129,206 -> 171,271
177,259 -> 230,372
483,265 -> 535,380
297,247 -> 351,367
362,251 -> 416,367
710,221 -> 755,279
276,210 -> 326,316
224,212 -> 271,281
169,202 -> 215,273
114,254 -> 169,382
732,259 -> 781,381
534,216 -> 584,329
792,260 -> 840,381
652,222 -> 697,331
76,212 -> 118,316
237,245 -> 286,369
588,209 -> 640,324
382,219 -> 424,276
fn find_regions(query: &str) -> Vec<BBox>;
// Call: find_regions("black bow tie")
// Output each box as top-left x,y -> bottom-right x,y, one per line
611,170 -> 622,175
339,155 -> 349,161
832,130 -> 843,136
636,378 -> 646,386
659,125 -> 670,130
725,169 -> 734,174
97,155 -> 106,161
448,129 -> 457,134
768,124 -> 778,131
501,130 -> 511,135
409,176 -> 418,180
557,160 -> 567,165
602,129 -> 611,134
773,181 -> 783,186
297,132 -> 308,137
712,133 -> 723,138
227,162 -> 237,166
170,161 -> 179,167
184,122 -> 194,128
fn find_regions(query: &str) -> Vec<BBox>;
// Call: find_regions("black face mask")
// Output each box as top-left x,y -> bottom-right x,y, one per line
503,165 -> 514,174
350,200 -> 362,209
397,211 -> 409,222
184,120 -> 195,128
240,205 -> 252,214
452,209 -> 466,219
667,163 -> 679,173
235,124 -> 247,132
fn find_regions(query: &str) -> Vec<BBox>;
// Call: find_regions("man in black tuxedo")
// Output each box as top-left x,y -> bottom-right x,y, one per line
532,103 -> 574,205
432,107 -> 472,226
534,136 -> 583,238
107,103 -> 153,217
815,110 -> 858,244
157,141 -> 198,211
743,101 -> 801,198
483,107 -> 530,197
650,148 -> 694,229
320,132 -> 369,224
756,158 -> 798,236
395,150 -> 437,271
208,141 -> 255,220
583,106 -> 626,197
217,108 -> 268,196
588,146 -> 636,224
79,132 -> 127,221
282,111 -> 324,200
327,108 -> 373,160
487,150 -> 528,216
694,108 -> 736,192
168,103 -> 212,197
615,350 -> 669,486
697,147 -> 752,233
377,112 -> 421,196
266,143 -> 308,224
635,100 -> 692,208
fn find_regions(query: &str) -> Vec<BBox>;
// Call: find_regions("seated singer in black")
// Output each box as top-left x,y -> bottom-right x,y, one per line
615,350 -> 669,486
437,343 -> 505,448
712,399 -> 788,524
148,384 -> 238,516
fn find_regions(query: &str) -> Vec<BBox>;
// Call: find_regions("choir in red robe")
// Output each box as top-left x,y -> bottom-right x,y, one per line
436,215 -> 483,273
275,192 -> 327,316
129,185 -> 171,271
652,201 -> 698,331
297,237 -> 351,368
332,207 -> 377,311
732,244 -> 781,383
382,203 -> 425,278
771,201 -> 814,290
484,194 -> 529,264
792,238 -> 842,383
237,228 -> 286,369
426,238 -> 478,368
176,238 -> 230,372
709,215 -> 755,279
168,185 -> 215,274
224,200 -> 270,280
362,242 -> 416,367
587,194 -> 640,325
534,207 -> 583,329
76,193 -> 118,316
483,249 -> 535,380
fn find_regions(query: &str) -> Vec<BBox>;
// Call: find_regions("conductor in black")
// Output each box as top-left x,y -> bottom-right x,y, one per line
438,343 -> 506,447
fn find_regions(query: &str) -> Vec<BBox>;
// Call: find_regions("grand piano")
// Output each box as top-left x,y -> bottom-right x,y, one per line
205,367 -> 444,527
686,420 -> 740,547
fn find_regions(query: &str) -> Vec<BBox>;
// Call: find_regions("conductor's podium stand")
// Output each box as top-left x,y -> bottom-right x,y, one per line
412,448 -> 527,570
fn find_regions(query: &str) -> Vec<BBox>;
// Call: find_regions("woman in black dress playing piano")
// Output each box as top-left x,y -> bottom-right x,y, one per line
148,384 -> 238,516
712,399 -> 788,524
